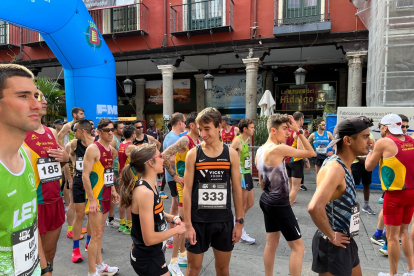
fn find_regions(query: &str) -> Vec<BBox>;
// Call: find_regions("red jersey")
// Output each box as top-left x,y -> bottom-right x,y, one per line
118,142 -> 132,173
24,125 -> 61,204
87,142 -> 113,201
284,129 -> 295,163
221,126 -> 236,145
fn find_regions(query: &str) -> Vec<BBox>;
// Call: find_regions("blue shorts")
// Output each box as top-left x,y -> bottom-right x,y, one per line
241,173 -> 253,191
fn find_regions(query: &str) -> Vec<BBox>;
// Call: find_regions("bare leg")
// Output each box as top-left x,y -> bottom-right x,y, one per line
377,210 -> 384,230
213,248 -> 231,276
363,184 -> 370,202
40,226 -> 62,265
178,207 -> 186,254
87,211 -> 106,274
185,252 -> 204,276
263,232 -> 281,276
386,224 -> 402,275
286,238 -> 305,276
315,165 -> 321,182
242,189 -> 255,214
66,187 -> 75,229
400,223 -> 414,271
170,196 -> 179,261
289,177 -> 302,206
73,203 -> 86,241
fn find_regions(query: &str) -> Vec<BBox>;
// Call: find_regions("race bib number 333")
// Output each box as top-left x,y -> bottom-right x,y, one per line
198,183 -> 227,209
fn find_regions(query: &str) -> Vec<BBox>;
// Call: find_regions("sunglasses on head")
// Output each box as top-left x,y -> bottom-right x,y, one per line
144,154 -> 162,164
100,128 -> 115,133
402,125 -> 409,129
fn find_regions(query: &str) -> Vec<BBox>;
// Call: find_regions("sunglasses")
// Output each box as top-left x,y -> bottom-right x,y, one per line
402,125 -> 409,129
135,126 -> 143,129
144,154 -> 162,164
99,128 -> 115,133
378,123 -> 391,129
319,124 -> 326,126
37,94 -> 46,102
73,128 -> 86,133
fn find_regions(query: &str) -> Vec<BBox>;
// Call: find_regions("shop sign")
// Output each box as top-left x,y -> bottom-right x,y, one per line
145,79 -> 191,105
83,0 -> 135,10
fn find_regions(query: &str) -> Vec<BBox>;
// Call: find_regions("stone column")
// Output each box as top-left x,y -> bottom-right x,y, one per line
243,58 -> 261,119
346,51 -> 367,107
157,64 -> 177,117
194,74 -> 206,113
134,78 -> 146,120
262,71 -> 274,93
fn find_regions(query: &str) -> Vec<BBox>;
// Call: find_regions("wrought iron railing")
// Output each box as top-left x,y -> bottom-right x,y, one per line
0,22 -> 21,46
89,3 -> 148,34
274,0 -> 330,27
170,0 -> 234,34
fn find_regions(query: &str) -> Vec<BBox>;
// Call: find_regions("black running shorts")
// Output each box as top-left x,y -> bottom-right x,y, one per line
241,173 -> 254,191
72,175 -> 86,203
167,181 -> 178,197
315,157 -> 327,167
130,244 -> 168,276
312,231 -> 359,276
351,162 -> 372,186
186,221 -> 234,254
259,200 -> 301,241
285,160 -> 304,179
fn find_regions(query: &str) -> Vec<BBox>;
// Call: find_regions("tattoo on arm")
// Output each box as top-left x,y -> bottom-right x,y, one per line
163,137 -> 189,176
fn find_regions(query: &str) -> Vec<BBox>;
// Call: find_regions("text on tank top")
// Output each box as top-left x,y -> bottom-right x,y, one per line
74,139 -> 87,176
175,134 -> 200,177
0,147 -> 41,276
314,131 -> 332,158
191,144 -> 233,223
131,180 -> 167,251
24,125 -> 62,204
146,128 -> 158,140
256,143 -> 290,206
133,134 -> 149,146
380,135 -> 414,191
221,126 -> 235,145
118,142 -> 139,181
87,142 -> 113,201
237,136 -> 251,174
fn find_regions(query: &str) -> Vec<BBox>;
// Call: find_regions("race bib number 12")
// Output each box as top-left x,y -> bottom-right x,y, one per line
104,168 -> 114,187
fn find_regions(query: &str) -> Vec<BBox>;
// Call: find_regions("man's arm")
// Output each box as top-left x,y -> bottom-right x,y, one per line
366,138 -> 384,171
111,146 -> 118,160
161,136 -> 190,185
48,128 -> 69,163
110,138 -> 117,148
82,145 -> 100,214
229,147 -> 243,245
230,136 -> 242,152
148,135 -> 161,150
326,131 -> 336,155
57,123 -> 70,146
125,144 -> 137,157
308,133 -> 315,144
183,148 -> 197,245
234,127 -> 240,137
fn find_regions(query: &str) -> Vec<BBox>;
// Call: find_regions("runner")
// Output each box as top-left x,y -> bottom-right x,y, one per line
117,125 -> 137,235
0,64 -> 50,276
132,119 -> 161,149
147,118 -> 163,143
118,143 -> 186,276
183,107 -> 244,276
69,119 -> 95,263
365,114 -> 414,276
57,107 -> 85,146
54,119 -> 64,140
308,116 -> 373,276
82,118 -> 120,276
161,112 -> 199,275
230,119 -> 256,244
308,118 -> 334,176
89,119 -> 96,137
255,114 -> 315,276
24,89 -> 70,267
220,115 -> 239,145
108,121 -> 124,228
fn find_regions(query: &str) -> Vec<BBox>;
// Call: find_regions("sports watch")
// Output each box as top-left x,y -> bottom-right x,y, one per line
235,218 -> 244,224
41,262 -> 53,275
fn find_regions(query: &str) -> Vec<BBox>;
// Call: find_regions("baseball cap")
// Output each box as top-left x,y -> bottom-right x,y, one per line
221,116 -> 231,125
54,119 -> 64,125
380,114 -> 403,135
327,117 -> 373,148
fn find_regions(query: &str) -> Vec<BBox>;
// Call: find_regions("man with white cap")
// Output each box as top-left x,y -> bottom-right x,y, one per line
366,114 -> 414,276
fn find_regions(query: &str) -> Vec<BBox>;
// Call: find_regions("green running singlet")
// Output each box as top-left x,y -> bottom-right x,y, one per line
237,136 -> 251,174
0,147 -> 40,276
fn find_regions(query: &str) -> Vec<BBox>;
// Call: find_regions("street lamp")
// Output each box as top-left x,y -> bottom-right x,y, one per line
294,67 -> 307,85
204,55 -> 214,92
350,0 -> 367,9
123,60 -> 134,94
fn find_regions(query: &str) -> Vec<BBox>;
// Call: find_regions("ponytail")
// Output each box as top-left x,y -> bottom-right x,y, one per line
119,164 -> 136,208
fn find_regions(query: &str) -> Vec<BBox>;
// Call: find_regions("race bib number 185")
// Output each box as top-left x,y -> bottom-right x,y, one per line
37,157 -> 62,183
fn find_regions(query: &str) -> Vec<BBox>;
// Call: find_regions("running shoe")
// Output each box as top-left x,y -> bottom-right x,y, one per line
108,220 -> 119,229
300,184 -> 307,191
72,248 -> 83,263
241,233 -> 256,244
377,273 -> 390,276
118,224 -> 126,232
294,199 -> 297,203
123,226 -> 131,235
370,234 -> 386,246
88,271 -> 99,276
82,227 -> 87,234
96,262 -> 119,276
379,243 -> 388,256
178,254 -> 188,267
403,272 -> 414,276
159,191 -> 168,199
85,244 -> 103,252
378,197 -> 384,204
168,261 -> 184,276
362,205 -> 376,215
67,231 -> 84,240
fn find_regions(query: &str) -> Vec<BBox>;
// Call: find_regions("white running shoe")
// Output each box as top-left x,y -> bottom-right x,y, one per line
88,271 -> 99,276
178,254 -> 188,267
377,273 -> 390,276
96,262 -> 119,276
241,233 -> 256,244
403,272 -> 414,276
168,261 -> 184,276
108,220 -> 119,228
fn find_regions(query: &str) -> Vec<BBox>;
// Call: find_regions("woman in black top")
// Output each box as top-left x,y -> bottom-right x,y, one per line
119,143 -> 186,276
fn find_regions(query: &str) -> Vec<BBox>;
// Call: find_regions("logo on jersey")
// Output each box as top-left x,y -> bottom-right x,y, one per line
199,169 -> 209,177
28,173 -> 35,187
31,134 -> 38,140
47,133 -> 52,140
19,229 -> 31,241
103,152 -> 107,156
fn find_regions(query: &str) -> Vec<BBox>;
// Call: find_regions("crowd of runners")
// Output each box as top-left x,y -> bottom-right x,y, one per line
2,63 -> 414,276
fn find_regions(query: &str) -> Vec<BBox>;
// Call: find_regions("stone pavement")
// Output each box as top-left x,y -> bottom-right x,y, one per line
53,168 -> 411,275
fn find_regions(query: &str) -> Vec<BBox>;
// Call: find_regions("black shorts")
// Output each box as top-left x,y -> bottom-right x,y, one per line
312,231 -> 359,276
285,160 -> 304,179
315,158 -> 327,167
130,244 -> 168,276
241,173 -> 254,191
186,221 -> 234,254
351,162 -> 372,186
167,181 -> 178,197
259,201 -> 301,241
72,176 -> 86,203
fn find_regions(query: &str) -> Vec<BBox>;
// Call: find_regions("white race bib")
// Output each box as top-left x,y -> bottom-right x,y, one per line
37,157 -> 62,183
316,146 -> 327,155
244,156 -> 251,171
198,183 -> 227,209
75,157 -> 83,171
12,218 -> 39,276
349,203 -> 360,237
104,168 -> 114,187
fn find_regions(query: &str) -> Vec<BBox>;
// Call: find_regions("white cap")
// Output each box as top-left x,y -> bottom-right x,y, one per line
380,114 -> 403,135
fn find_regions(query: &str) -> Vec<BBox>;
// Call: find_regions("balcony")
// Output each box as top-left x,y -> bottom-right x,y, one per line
170,0 -> 234,37
89,3 -> 148,38
0,22 -> 21,49
273,0 -> 331,36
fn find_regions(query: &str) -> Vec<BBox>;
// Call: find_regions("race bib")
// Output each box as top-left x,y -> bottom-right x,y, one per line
198,183 -> 227,209
104,168 -> 114,187
37,157 -> 62,183
316,145 -> 327,155
244,156 -> 251,171
157,213 -> 168,253
349,203 -> 360,237
12,218 -> 40,276
75,157 -> 83,171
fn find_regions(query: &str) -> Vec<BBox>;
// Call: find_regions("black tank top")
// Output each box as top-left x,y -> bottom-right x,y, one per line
133,134 -> 149,146
191,144 -> 233,223
74,139 -> 87,177
131,180 -> 168,251
147,128 -> 158,140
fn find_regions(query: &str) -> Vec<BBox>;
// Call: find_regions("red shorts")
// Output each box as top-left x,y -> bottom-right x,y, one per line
85,199 -> 111,214
38,198 -> 65,235
383,189 -> 414,226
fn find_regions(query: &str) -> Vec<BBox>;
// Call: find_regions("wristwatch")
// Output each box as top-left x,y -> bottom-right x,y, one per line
297,130 -> 303,135
235,218 -> 244,224
173,215 -> 183,224
41,262 -> 53,275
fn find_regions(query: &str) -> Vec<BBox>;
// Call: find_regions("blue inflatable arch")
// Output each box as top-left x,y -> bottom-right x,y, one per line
0,0 -> 118,124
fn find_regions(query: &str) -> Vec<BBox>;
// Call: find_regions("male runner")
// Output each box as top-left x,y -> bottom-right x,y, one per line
58,107 -> 85,146
184,107 -> 244,276
132,119 -> 161,149
0,64 -> 50,276
230,119 -> 256,244
117,125 -> 136,234
256,114 -> 314,276
308,118 -> 334,175
308,116 -> 373,276
366,114 -> 414,276
220,115 -> 239,145
162,112 -> 199,276
24,89 -> 70,267
89,120 -> 96,137
70,119 -> 95,263
147,118 -> 163,143
54,119 -> 64,134
82,118 -> 120,276
108,121 -> 124,228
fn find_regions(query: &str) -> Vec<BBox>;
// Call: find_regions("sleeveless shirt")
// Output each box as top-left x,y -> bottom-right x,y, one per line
221,126 -> 235,145
118,141 -> 139,181
74,139 -> 87,177
236,136 -> 251,174
146,128 -> 158,140
87,142 -> 113,202
133,134 -> 149,146
175,135 -> 199,177
314,130 -> 332,159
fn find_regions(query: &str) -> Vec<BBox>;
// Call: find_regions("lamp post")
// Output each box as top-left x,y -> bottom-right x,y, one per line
123,60 -> 134,94
294,67 -> 307,85
204,55 -> 214,92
